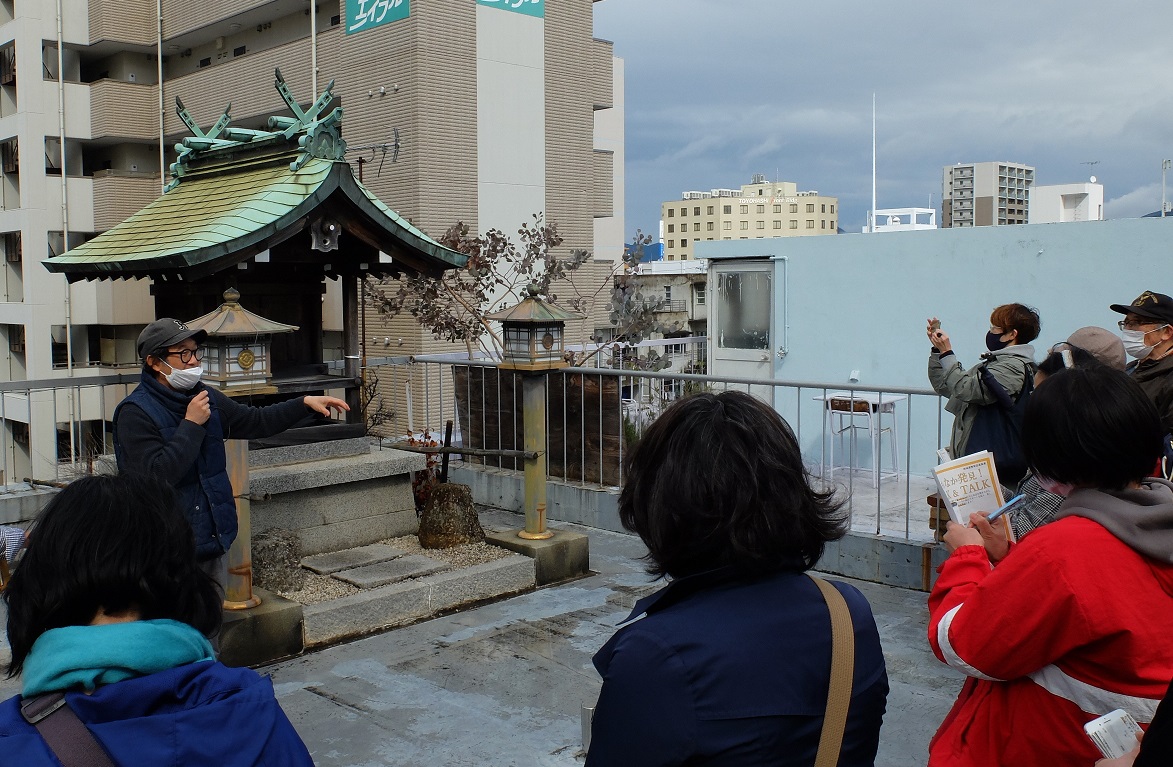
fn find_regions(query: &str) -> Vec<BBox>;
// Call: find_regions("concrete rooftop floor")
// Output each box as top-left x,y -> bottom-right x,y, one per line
0,508 -> 964,765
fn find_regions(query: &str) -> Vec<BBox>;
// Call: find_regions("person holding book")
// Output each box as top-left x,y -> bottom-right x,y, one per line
928,366 -> 1173,767
926,303 -> 1039,481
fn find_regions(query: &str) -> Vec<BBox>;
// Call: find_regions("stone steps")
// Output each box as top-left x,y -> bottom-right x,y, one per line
301,543 -> 407,575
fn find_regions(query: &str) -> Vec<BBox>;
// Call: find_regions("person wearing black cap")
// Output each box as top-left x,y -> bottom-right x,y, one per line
113,318 -> 349,587
1110,291 -> 1173,434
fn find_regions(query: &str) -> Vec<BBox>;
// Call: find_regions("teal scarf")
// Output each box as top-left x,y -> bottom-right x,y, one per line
21,619 -> 215,697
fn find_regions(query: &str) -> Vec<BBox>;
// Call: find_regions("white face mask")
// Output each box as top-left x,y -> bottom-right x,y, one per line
164,364 -> 203,392
1121,326 -> 1167,360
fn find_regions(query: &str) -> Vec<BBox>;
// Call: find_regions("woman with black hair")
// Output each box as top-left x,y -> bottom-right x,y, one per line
586,391 -> 888,766
0,474 -> 313,766
928,366 -> 1173,767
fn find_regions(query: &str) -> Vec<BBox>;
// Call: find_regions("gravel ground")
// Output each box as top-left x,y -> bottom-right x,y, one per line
277,535 -> 511,606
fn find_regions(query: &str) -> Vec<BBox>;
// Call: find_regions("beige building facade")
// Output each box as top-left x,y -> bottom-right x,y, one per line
0,0 -> 622,476
659,174 -> 838,261
941,161 -> 1034,227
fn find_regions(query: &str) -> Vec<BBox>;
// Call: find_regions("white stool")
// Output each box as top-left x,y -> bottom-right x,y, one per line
816,392 -> 905,488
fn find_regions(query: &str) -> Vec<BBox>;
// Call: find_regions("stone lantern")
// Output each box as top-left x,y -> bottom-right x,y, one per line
486,287 -> 582,539
186,288 -> 298,397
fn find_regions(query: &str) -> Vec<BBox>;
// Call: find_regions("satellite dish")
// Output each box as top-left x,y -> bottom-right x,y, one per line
1089,175 -> 1097,183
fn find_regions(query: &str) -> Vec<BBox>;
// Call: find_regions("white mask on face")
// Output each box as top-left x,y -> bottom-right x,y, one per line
164,364 -> 203,392
1121,326 -> 1167,360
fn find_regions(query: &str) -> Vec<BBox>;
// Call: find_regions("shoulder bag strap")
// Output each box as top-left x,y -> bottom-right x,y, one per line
21,692 -> 117,767
808,574 -> 855,767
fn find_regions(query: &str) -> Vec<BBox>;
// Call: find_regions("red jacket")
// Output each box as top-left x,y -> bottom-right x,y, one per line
928,500 -> 1173,766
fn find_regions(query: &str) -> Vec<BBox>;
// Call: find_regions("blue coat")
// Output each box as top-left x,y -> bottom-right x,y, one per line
0,661 -> 313,766
587,567 -> 888,766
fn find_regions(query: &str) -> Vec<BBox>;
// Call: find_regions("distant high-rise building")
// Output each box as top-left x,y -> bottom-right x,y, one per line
659,174 -> 838,261
942,162 -> 1034,227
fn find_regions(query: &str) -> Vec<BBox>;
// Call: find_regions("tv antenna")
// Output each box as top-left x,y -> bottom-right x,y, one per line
346,129 -> 401,182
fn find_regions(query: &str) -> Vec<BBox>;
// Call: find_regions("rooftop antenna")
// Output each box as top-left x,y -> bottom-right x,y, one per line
870,93 -> 876,233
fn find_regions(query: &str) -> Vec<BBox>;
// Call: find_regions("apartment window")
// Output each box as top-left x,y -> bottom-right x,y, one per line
790,203 -> 798,213
694,282 -> 706,305
806,204 -> 815,213
772,220 -> 782,229
706,222 -> 714,231
821,204 -> 826,213
198,57 -> 211,68
667,209 -> 674,217
806,220 -> 815,229
773,204 -> 782,213
707,206 -> 714,215
668,240 -> 674,247
722,221 -> 732,230
233,45 -> 246,57
830,220 -> 835,229
756,204 -> 765,214
680,254 -> 688,260
681,223 -> 688,232
723,205 -> 732,214
789,220 -> 798,229
739,221 -> 749,230
680,208 -> 686,216
821,220 -> 826,229
830,204 -> 836,213
755,221 -> 765,230
667,224 -> 674,233
664,286 -> 672,302
681,239 -> 688,248
693,207 -> 701,216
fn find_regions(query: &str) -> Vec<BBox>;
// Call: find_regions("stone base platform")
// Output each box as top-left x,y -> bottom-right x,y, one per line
485,528 -> 590,586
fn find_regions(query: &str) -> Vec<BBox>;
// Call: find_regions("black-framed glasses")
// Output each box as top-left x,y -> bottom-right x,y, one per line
165,347 -> 204,364
1118,319 -> 1165,331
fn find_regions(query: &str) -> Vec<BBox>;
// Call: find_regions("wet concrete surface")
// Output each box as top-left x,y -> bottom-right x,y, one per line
266,509 -> 963,766
0,508 -> 964,765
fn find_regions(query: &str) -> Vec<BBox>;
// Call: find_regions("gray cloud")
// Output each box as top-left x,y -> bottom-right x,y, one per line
595,0 -> 1173,234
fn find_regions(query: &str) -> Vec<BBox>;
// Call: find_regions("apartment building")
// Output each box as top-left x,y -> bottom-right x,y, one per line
941,161 -> 1034,227
0,0 -> 622,479
659,174 -> 838,261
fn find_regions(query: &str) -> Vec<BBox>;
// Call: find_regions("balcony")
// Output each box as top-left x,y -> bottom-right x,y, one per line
89,0 -> 156,47
589,38 -> 614,110
92,171 -> 162,231
655,300 -> 688,313
89,80 -> 158,142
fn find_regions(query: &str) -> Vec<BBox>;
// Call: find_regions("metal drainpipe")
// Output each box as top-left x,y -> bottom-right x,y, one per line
158,0 -> 165,194
56,0 -> 76,467
310,0 -> 318,98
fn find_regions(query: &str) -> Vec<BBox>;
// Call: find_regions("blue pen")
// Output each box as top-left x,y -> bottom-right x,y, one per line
986,494 -> 1025,523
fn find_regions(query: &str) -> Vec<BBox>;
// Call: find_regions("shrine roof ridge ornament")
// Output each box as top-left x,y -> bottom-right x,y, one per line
167,68 -> 346,192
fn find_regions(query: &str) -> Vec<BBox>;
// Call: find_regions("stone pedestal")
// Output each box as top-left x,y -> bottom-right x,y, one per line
485,528 -> 590,586
248,440 -> 423,555
219,587 -> 304,667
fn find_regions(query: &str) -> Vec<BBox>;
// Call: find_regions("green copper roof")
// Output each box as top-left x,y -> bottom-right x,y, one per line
44,157 -> 466,282
44,69 -> 465,283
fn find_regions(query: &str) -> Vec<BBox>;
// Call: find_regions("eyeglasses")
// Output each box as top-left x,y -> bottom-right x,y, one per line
1118,319 -> 1166,331
164,347 -> 204,364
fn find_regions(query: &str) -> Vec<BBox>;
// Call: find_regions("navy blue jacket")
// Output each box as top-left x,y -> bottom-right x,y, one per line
114,371 -> 310,560
587,568 -> 888,766
0,661 -> 313,765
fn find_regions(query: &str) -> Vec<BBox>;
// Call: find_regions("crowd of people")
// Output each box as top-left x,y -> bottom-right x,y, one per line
2,292 -> 1173,765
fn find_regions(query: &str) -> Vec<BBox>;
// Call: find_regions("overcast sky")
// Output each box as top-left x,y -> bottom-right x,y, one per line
593,1 -> 1173,237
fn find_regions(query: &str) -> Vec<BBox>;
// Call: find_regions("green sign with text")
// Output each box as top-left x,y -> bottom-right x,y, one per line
476,0 -> 544,18
346,0 -> 409,35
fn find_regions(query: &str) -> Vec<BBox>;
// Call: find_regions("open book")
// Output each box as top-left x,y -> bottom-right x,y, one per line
933,451 -> 1006,525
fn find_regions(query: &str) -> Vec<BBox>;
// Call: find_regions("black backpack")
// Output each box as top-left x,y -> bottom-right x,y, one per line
965,359 -> 1035,486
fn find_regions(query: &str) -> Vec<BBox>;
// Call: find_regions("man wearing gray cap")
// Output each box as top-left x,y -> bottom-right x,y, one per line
113,318 -> 349,587
1110,290 -> 1173,434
